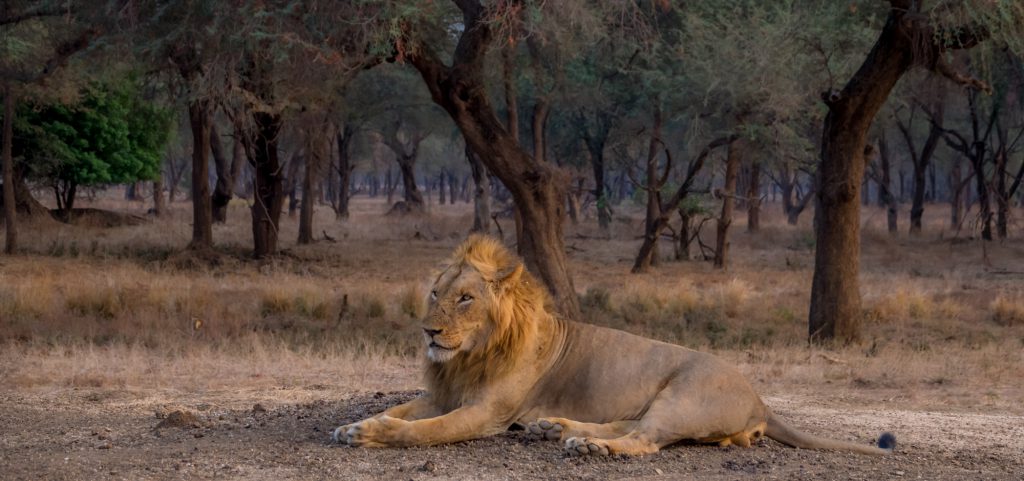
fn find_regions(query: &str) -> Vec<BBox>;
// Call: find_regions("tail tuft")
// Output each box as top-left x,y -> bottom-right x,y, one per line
877,432 -> 896,451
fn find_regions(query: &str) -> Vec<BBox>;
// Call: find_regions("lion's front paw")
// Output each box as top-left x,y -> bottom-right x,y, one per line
331,422 -> 356,444
332,416 -> 403,447
564,436 -> 610,456
528,418 -> 565,441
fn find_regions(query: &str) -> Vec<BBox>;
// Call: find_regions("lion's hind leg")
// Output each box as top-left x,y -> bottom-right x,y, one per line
563,373 -> 765,457
528,418 -> 636,442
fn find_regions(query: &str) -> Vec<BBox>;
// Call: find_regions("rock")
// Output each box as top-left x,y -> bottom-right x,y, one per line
155,410 -> 200,429
419,460 -> 437,473
252,403 -> 267,413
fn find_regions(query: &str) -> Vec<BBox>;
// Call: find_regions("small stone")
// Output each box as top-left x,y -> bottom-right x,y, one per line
97,443 -> 112,450
252,403 -> 267,413
419,460 -> 437,473
655,468 -> 664,475
894,471 -> 905,476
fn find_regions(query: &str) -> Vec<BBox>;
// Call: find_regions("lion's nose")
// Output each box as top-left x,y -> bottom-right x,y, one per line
423,328 -> 443,338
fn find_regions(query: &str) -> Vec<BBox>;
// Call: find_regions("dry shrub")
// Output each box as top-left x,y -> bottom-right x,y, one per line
709,278 -> 752,318
65,284 -> 123,319
0,281 -> 59,320
991,296 -> 1024,326
398,283 -> 427,319
864,287 -> 934,324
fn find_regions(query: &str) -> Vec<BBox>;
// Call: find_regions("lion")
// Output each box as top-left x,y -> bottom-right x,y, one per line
332,235 -> 895,456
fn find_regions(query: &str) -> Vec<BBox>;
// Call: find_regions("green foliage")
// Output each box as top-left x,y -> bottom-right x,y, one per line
14,78 -> 172,188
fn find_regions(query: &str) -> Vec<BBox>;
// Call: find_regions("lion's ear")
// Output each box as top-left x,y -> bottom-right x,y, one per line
494,263 -> 524,292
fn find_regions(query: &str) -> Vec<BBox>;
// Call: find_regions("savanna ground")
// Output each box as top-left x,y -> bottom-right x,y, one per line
1,194 -> 1023,480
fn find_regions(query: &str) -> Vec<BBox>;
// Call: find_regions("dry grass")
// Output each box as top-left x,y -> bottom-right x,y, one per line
1,192 -> 1023,413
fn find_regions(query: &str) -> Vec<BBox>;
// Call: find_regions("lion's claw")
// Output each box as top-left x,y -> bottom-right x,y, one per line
565,437 -> 610,456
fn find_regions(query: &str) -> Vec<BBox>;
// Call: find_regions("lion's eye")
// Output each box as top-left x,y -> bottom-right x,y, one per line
430,290 -> 438,301
458,294 -> 473,304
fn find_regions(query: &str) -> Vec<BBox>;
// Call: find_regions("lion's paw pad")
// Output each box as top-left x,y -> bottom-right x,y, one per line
527,419 -> 564,441
564,437 -> 609,456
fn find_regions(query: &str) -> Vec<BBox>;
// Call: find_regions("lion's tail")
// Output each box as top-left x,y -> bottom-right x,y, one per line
765,411 -> 895,456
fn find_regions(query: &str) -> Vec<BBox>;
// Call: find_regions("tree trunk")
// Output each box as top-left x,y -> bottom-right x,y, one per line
995,142 -> 1008,240
188,101 -> 213,250
438,171 -> 446,204
385,168 -> 395,205
808,3 -> 938,343
632,136 -> 732,273
407,5 -> 581,319
153,177 -> 165,217
584,119 -> 612,231
298,133 -> 324,245
714,139 -> 742,269
286,152 -> 301,218
230,131 -> 247,198
468,144 -> 490,233
637,108 -> 664,270
972,152 -> 992,240
397,156 -> 424,209
210,124 -> 233,223
677,209 -> 691,261
335,126 -> 354,219
532,101 -> 549,163
949,160 -> 963,229
449,172 -> 458,205
2,85 -> 16,254
878,133 -> 898,234
904,103 -> 943,236
249,112 -> 284,258
502,44 -> 519,145
566,180 -> 579,226
746,159 -> 761,233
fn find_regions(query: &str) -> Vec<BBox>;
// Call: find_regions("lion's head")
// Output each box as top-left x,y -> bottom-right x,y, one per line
422,235 -> 551,407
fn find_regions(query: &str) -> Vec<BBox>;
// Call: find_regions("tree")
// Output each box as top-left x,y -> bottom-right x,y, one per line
15,79 -> 171,219
380,120 -> 427,212
807,0 -> 1019,343
399,1 -> 589,318
1,1 -> 101,252
893,77 -> 946,235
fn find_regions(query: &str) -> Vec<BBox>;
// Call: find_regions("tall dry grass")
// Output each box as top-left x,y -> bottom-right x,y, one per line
1,192 -> 1023,411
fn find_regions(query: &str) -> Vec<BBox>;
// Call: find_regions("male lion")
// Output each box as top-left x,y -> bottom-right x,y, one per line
333,235 -> 895,456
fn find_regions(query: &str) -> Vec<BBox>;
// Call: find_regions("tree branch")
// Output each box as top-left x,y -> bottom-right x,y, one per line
934,56 -> 991,93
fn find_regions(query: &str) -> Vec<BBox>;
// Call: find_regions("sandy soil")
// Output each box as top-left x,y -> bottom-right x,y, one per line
2,386 -> 1022,481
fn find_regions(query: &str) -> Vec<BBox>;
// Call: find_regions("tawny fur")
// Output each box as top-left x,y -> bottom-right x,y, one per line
333,235 -> 894,456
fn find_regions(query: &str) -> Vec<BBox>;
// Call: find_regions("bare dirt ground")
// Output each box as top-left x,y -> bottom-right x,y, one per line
2,199 -> 1024,480
2,385 -> 1022,481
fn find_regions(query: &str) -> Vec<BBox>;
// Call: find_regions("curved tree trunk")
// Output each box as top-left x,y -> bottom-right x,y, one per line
810,6 -> 913,344
806,0 -> 989,343
407,2 -> 581,318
